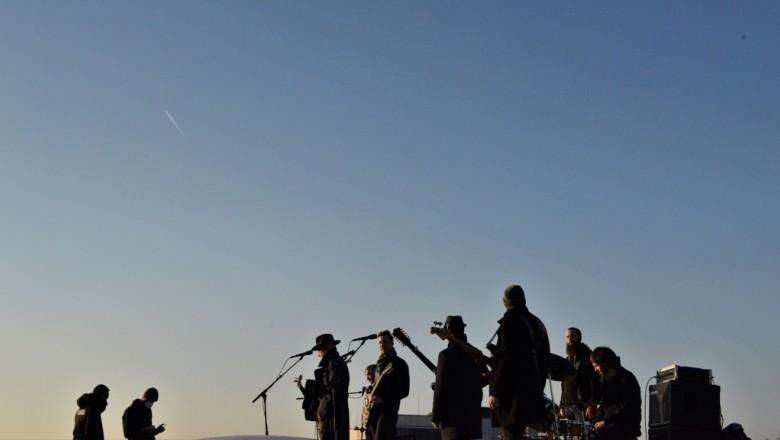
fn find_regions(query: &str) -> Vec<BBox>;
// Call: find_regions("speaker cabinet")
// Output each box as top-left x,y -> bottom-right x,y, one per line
649,381 -> 721,430
648,425 -> 721,440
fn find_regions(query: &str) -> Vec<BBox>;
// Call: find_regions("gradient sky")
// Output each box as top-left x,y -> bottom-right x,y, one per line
2,2 -> 779,439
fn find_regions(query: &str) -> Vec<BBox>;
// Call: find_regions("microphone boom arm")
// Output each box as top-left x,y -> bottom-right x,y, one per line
252,354 -> 309,435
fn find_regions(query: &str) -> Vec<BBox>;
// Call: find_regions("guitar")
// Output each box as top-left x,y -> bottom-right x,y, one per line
392,327 -> 437,373
429,326 -> 492,366
293,373 -> 319,422
360,383 -> 373,432
365,365 -> 395,429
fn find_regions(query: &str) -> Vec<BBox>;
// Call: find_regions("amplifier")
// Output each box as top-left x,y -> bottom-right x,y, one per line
648,425 -> 721,440
656,365 -> 712,384
649,381 -> 721,430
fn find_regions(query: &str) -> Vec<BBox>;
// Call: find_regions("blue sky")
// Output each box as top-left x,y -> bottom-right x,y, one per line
1,2 -> 778,439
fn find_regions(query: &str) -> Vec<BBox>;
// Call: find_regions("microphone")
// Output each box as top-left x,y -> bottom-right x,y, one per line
289,350 -> 313,358
351,334 -> 378,342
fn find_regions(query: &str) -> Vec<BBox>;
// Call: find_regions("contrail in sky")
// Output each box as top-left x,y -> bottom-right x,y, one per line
165,110 -> 188,141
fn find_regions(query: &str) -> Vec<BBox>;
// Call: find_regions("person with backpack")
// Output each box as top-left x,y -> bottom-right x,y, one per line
73,384 -> 109,440
122,388 -> 165,440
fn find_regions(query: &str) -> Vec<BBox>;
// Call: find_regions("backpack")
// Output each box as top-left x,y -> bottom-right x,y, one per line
722,423 -> 751,440
121,405 -> 132,438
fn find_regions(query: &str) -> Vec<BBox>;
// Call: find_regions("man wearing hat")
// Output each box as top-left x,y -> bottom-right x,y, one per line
432,316 -> 485,440
488,285 -> 551,440
312,334 -> 350,440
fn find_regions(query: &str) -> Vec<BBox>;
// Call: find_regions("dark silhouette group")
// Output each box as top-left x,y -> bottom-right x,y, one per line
305,284 -> 642,440
73,386 -> 165,440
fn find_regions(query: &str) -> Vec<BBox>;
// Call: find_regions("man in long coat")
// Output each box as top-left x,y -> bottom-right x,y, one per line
488,285 -> 550,440
432,316 -> 485,440
313,334 -> 350,440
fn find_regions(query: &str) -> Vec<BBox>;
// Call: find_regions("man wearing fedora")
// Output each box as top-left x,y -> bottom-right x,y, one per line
312,334 -> 350,440
432,316 -> 485,440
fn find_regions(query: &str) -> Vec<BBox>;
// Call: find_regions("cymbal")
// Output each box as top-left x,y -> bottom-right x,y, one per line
548,353 -> 576,381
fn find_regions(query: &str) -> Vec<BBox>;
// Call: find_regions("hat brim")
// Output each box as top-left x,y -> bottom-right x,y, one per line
312,340 -> 340,351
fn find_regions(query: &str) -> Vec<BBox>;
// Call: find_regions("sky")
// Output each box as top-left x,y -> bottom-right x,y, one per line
1,1 -> 779,439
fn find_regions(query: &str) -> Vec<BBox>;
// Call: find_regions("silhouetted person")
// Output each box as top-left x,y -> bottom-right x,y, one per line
432,316 -> 484,440
367,330 -> 409,440
122,388 -> 165,440
488,285 -> 550,440
590,347 -> 641,440
361,364 -> 377,440
73,384 -> 109,440
312,333 -> 350,440
559,327 -> 595,421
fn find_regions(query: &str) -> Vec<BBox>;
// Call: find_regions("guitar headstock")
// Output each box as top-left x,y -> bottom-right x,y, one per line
392,327 -> 413,347
293,374 -> 302,386
429,326 -> 453,341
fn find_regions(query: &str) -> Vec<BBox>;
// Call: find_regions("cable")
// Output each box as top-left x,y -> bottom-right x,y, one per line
643,374 -> 658,437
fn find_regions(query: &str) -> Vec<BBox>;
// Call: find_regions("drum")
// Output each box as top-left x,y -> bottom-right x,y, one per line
558,418 -> 584,436
580,421 -> 595,440
555,419 -> 596,439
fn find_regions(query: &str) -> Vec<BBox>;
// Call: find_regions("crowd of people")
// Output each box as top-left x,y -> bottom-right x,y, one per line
305,284 -> 642,440
73,283 -> 641,440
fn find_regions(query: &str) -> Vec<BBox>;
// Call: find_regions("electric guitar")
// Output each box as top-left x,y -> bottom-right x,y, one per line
392,327 -> 437,373
365,365 -> 395,428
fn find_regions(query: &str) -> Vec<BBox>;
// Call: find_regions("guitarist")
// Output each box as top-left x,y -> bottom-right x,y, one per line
432,316 -> 484,440
360,364 -> 377,439
368,330 -> 410,440
312,334 -> 350,440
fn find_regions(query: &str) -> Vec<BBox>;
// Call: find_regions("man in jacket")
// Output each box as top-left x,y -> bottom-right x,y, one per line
368,330 -> 410,440
73,384 -> 109,440
312,333 -> 350,440
559,327 -> 596,421
122,388 -> 165,440
488,285 -> 550,440
590,346 -> 641,440
432,316 -> 485,440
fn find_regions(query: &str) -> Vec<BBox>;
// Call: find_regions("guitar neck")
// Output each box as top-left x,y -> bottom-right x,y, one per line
451,338 -> 492,365
409,345 -> 437,373
430,327 -> 492,366
392,328 -> 437,373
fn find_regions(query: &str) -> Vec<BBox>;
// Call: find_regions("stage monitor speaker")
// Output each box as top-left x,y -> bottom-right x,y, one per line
648,425 -> 721,440
649,380 -> 721,430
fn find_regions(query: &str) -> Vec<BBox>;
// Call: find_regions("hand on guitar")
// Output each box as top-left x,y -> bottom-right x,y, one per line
487,395 -> 500,410
294,374 -> 303,388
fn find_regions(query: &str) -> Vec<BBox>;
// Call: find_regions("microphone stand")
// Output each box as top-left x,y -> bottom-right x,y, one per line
252,354 -> 309,435
547,373 -> 561,439
342,339 -> 370,364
